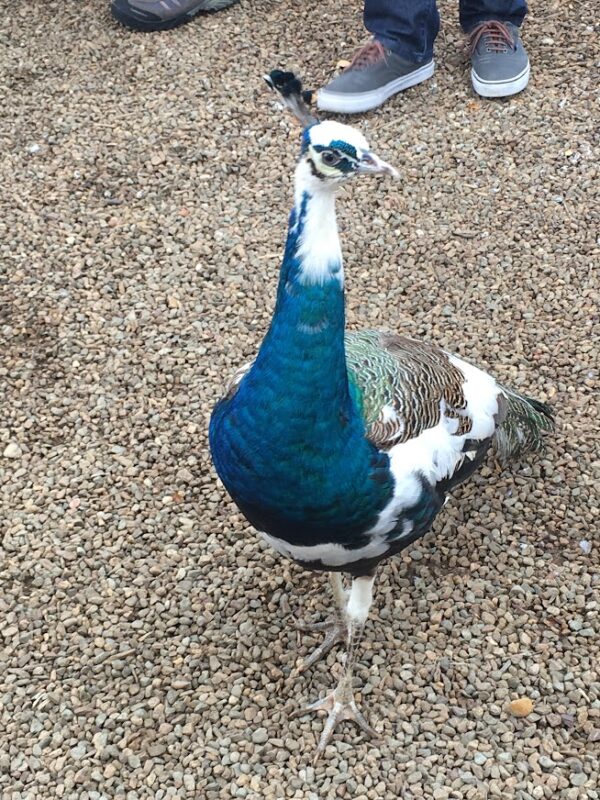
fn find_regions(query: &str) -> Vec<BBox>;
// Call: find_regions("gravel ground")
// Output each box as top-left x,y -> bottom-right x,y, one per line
1,0 -> 599,797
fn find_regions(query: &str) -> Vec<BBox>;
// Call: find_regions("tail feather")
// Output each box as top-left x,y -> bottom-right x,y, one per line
495,388 -> 555,461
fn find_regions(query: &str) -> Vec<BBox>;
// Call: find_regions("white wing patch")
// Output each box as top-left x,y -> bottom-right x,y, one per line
366,356 -> 501,540
381,403 -> 398,423
447,354 -> 500,441
370,403 -> 406,446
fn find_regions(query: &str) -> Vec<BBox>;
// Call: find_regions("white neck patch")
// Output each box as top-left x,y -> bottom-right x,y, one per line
293,160 -> 343,286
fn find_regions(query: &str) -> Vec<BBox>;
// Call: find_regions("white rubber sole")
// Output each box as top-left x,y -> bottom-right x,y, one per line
317,60 -> 435,114
471,62 -> 530,98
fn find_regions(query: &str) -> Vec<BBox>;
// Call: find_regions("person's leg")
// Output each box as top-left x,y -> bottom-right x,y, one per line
365,0 -> 440,64
462,0 -> 530,98
459,0 -> 527,32
317,0 -> 438,114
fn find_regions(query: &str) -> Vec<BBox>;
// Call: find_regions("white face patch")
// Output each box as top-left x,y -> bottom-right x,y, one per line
305,122 -> 369,185
307,120 -> 369,153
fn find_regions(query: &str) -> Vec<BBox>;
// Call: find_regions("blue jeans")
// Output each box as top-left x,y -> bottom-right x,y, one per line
365,0 -> 528,63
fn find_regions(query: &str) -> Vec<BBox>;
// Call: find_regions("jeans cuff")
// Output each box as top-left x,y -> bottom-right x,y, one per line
373,34 -> 434,65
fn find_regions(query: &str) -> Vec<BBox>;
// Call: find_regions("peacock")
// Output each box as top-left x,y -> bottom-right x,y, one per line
209,70 -> 554,758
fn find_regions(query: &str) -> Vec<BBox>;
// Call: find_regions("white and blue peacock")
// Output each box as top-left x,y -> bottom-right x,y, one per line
209,71 -> 554,758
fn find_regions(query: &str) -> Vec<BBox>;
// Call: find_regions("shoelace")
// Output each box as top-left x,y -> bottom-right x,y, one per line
468,21 -> 516,55
347,40 -> 387,71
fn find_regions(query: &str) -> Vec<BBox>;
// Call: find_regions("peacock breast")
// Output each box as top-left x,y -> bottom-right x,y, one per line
209,389 -> 394,550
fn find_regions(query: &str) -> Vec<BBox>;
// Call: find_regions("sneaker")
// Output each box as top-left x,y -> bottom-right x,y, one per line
317,40 -> 434,114
469,21 -> 530,98
111,0 -> 238,32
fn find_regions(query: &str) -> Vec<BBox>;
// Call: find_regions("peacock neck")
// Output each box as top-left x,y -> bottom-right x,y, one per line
251,164 -> 350,414
209,163 -> 393,542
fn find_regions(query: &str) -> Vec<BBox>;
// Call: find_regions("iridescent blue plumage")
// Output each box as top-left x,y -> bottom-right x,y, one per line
209,71 -> 553,757
209,190 -> 394,551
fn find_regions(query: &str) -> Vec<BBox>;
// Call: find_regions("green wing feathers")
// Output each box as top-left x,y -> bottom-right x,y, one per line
346,329 -> 554,460
228,329 -> 555,461
495,389 -> 555,460
345,330 -> 472,450
345,331 -> 402,428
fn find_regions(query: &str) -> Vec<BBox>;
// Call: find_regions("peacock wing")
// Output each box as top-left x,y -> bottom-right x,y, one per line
345,330 -> 478,451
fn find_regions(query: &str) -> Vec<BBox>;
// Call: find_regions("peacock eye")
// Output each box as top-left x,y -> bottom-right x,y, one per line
321,150 -> 341,166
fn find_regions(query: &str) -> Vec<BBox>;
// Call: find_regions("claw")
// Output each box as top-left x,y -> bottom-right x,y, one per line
295,616 -> 348,672
292,685 -> 378,762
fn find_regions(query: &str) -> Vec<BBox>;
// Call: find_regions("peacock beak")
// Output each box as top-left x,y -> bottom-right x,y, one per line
357,151 -> 399,178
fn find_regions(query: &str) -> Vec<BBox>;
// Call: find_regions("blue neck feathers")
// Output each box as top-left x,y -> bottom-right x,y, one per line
209,172 -> 393,545
252,189 -> 350,419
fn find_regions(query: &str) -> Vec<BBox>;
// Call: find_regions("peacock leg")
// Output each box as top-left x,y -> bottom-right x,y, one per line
293,574 -> 379,760
296,573 -> 348,672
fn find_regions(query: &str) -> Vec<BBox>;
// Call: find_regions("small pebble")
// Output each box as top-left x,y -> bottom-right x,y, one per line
3,442 -> 21,458
251,728 -> 269,745
70,743 -> 87,760
508,698 -> 534,718
571,773 -> 588,787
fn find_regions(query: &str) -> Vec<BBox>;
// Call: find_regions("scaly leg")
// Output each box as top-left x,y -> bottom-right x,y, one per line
296,572 -> 348,672
294,573 -> 379,760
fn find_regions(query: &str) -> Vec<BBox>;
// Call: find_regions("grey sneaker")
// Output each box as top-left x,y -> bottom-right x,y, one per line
469,21 -> 530,98
317,41 -> 434,114
111,0 -> 238,31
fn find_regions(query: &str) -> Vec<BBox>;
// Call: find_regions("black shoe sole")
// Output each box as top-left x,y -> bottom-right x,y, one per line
111,0 -> 238,32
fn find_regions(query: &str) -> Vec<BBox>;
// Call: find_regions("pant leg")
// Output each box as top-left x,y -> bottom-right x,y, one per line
364,0 -> 440,64
459,0 -> 527,32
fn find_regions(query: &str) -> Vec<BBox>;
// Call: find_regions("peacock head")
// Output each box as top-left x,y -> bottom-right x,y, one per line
300,120 -> 398,188
264,70 -> 397,191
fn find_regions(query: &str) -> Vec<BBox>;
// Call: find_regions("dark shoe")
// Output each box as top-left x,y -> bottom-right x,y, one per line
469,21 -> 530,98
317,40 -> 434,114
111,0 -> 238,32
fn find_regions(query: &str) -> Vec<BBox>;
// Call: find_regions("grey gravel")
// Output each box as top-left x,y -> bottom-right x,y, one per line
251,727 -> 269,745
1,0 -> 599,798
2,441 -> 22,458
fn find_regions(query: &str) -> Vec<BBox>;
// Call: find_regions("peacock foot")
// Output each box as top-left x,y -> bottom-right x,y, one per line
295,616 -> 348,672
292,679 -> 378,762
